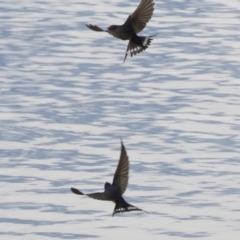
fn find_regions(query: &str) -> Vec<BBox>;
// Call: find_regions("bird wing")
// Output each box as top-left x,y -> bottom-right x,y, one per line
86,24 -> 106,32
112,141 -> 129,195
71,187 -> 112,201
124,0 -> 154,34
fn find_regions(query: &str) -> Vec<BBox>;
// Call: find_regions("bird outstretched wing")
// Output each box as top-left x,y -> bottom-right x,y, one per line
71,187 -> 112,201
86,24 -> 106,32
125,0 -> 154,34
112,141 -> 129,195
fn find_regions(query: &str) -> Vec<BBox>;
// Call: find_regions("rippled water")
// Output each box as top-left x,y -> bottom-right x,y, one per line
1,0 -> 240,239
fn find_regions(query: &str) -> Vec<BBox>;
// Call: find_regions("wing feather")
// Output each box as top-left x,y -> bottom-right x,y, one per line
71,187 -> 112,201
125,0 -> 154,34
112,141 -> 129,195
86,24 -> 106,32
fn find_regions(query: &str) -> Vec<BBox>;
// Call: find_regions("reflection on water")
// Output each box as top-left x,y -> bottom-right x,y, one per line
1,0 -> 240,239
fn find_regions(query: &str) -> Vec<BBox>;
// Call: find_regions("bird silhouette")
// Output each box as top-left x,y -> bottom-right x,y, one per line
86,0 -> 155,62
71,141 -> 143,216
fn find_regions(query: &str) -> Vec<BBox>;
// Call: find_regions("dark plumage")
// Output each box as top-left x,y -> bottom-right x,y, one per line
71,141 -> 143,216
86,0 -> 156,62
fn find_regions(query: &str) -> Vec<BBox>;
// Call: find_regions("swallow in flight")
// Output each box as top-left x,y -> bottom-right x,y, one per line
71,141 -> 143,216
86,0 -> 156,62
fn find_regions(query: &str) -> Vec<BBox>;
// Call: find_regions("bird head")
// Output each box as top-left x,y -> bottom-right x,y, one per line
104,182 -> 111,189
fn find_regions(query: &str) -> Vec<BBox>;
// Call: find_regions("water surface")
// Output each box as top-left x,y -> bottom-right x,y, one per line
1,0 -> 240,239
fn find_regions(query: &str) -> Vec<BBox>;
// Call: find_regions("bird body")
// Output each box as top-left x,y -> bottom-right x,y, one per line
86,0 -> 155,62
104,182 -> 121,200
107,24 -> 135,40
71,141 -> 143,216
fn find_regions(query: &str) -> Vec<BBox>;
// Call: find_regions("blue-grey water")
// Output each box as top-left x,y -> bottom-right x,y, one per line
1,0 -> 240,239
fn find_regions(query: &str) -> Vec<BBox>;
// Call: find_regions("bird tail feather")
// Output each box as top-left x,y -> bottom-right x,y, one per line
112,197 -> 143,216
123,34 -> 157,63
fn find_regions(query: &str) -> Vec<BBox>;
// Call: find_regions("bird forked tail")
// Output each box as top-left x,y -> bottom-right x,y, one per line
112,196 -> 143,216
123,34 -> 157,63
